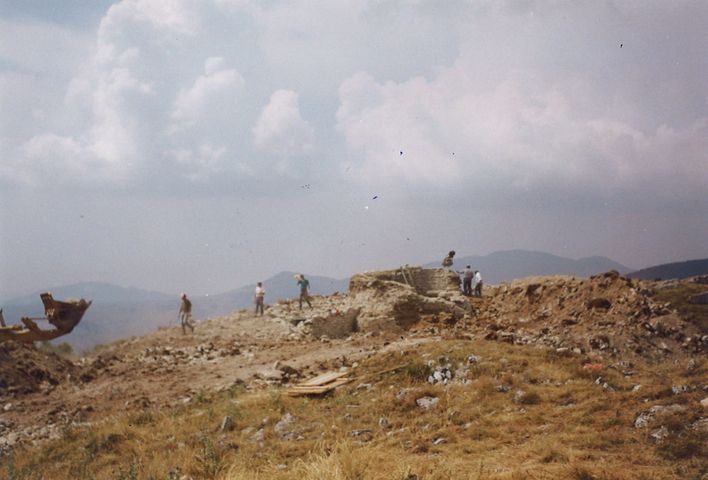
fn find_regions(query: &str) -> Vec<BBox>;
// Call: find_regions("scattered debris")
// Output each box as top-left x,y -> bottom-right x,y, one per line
415,396 -> 439,410
583,363 -> 603,370
219,416 -> 234,432
286,370 -> 351,397
634,404 -> 686,429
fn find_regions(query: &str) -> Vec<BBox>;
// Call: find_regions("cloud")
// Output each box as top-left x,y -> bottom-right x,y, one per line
337,67 -> 708,199
253,89 -> 313,160
2,133 -> 129,187
0,18 -> 91,75
170,57 -> 245,131
0,1 -> 247,188
1,0 -> 706,203
98,0 -> 199,38
172,143 -> 253,182
335,6 -> 708,203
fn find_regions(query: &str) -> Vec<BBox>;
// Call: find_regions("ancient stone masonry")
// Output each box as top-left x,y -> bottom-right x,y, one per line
264,267 -> 468,338
347,267 -> 467,332
309,308 -> 361,339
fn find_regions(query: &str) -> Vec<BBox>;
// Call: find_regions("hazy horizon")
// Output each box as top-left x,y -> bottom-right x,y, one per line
2,1 -> 707,301
3,246 -> 682,302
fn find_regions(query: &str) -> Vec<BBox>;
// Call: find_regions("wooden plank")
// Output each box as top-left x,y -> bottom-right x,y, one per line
286,377 -> 351,397
289,377 -> 350,391
297,370 -> 349,387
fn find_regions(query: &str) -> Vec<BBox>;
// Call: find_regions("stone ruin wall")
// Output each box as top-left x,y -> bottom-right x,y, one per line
349,266 -> 460,297
342,267 -> 467,334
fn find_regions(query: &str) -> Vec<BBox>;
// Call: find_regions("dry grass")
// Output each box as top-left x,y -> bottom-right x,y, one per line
2,338 -> 705,480
654,282 -> 708,332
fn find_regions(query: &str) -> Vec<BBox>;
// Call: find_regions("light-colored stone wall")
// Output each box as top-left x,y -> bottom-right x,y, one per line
349,266 -> 460,297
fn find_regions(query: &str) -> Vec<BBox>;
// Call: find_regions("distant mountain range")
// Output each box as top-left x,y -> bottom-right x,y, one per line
627,258 -> 708,280
4,250 -> 705,351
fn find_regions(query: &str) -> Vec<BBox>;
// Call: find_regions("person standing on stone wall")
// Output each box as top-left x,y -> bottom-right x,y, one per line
442,250 -> 456,270
254,282 -> 265,316
178,293 -> 195,334
296,274 -> 313,309
473,270 -> 483,296
462,265 -> 474,296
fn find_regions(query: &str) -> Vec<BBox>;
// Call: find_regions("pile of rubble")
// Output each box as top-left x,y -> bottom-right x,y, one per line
0,341 -> 78,397
468,271 -> 707,359
262,267 -> 706,361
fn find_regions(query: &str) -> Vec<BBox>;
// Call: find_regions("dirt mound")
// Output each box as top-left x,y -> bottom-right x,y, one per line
468,271 -> 707,359
0,341 -> 78,396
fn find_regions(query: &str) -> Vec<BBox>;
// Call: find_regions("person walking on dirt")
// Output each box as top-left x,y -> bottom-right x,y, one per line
473,270 -> 483,296
178,293 -> 195,334
254,282 -> 265,316
442,250 -> 455,270
462,265 -> 474,296
296,274 -> 312,309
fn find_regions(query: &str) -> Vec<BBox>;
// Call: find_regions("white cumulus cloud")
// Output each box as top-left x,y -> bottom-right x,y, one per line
170,57 -> 245,131
253,89 -> 313,157
336,46 -> 708,200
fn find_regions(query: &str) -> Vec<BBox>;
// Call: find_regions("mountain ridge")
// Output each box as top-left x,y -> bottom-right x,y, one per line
627,257 -> 708,280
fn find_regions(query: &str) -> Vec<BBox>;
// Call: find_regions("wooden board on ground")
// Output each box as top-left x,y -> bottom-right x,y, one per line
286,370 -> 351,397
298,370 -> 349,386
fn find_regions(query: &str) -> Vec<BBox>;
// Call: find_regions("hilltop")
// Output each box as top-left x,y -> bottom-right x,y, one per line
0,267 -> 706,479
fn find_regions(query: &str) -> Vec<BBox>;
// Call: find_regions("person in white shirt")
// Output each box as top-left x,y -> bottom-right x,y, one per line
473,271 -> 483,296
254,282 -> 265,315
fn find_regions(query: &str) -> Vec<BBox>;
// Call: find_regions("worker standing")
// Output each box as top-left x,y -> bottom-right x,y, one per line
254,282 -> 265,316
462,265 -> 474,296
296,274 -> 313,309
178,293 -> 195,334
473,270 -> 483,296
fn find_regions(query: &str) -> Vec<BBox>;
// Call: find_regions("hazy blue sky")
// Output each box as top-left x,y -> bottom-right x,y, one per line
1,0 -> 707,300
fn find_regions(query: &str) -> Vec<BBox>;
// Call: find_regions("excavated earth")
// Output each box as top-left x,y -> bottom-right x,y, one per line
0,268 -> 706,455
467,270 -> 706,359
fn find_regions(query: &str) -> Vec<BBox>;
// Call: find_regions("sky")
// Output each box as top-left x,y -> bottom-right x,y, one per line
1,0 -> 707,301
